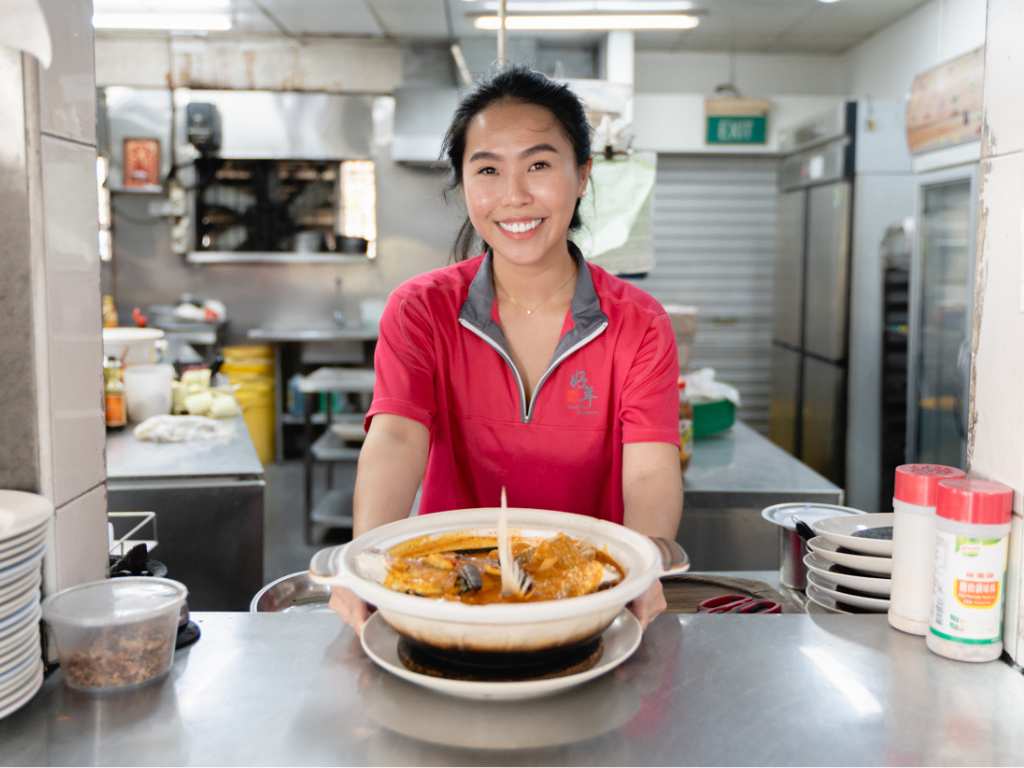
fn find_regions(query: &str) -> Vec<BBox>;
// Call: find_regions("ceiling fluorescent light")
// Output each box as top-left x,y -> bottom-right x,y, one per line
92,13 -> 232,31
474,14 -> 700,31
466,1 -> 697,9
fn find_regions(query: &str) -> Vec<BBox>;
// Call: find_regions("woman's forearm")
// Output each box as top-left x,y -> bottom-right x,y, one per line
352,415 -> 429,537
622,442 -> 683,540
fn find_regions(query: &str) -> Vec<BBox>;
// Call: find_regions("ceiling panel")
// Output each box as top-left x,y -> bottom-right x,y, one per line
772,0 -> 928,52
96,0 -> 933,53
370,0 -> 450,38
251,0 -> 383,35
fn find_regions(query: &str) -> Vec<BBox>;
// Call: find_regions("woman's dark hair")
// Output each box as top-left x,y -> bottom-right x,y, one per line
441,65 -> 592,262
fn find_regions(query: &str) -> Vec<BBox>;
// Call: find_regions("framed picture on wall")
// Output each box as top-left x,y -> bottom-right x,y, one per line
123,138 -> 161,189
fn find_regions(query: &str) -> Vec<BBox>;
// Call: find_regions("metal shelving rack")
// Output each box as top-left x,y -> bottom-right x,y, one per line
297,367 -> 375,543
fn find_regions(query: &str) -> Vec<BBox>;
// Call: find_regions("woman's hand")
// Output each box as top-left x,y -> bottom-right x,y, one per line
628,579 -> 667,630
329,586 -> 373,635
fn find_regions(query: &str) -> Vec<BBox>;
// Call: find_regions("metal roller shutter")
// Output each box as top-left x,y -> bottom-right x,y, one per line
637,155 -> 778,434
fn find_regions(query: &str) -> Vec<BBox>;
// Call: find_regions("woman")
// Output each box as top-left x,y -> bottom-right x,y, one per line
332,66 -> 682,632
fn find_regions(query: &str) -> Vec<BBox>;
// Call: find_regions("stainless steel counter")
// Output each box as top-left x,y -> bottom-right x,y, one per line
105,417 -> 265,610
680,423 -> 843,571
686,422 -> 840,505
106,417 -> 263,481
4,611 -> 1022,765
248,326 -> 380,342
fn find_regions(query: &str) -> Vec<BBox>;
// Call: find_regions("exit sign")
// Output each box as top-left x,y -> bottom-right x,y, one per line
704,97 -> 771,146
706,115 -> 767,145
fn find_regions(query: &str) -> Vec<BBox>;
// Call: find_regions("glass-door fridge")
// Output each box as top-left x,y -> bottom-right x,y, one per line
907,164 -> 978,467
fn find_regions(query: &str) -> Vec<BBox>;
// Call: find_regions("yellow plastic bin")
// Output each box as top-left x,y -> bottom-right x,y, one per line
221,345 -> 276,464
233,379 -> 275,465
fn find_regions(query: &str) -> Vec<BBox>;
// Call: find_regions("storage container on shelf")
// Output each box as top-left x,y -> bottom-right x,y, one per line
927,478 -> 1014,663
888,464 -> 966,635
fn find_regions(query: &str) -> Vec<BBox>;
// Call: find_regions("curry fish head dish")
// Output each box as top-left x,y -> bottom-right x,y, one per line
315,508 -> 663,654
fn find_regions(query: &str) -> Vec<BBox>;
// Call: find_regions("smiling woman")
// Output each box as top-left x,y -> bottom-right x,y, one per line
330,67 -> 683,640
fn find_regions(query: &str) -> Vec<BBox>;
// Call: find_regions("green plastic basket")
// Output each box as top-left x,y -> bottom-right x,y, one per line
692,398 -> 735,438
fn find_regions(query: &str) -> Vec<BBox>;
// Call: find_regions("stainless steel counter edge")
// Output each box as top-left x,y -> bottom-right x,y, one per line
4,611 -> 1022,765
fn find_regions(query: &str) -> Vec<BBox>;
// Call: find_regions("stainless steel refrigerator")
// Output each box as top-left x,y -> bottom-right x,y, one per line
770,102 -> 913,493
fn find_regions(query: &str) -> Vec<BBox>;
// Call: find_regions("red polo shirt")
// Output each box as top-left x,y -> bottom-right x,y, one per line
365,246 -> 680,524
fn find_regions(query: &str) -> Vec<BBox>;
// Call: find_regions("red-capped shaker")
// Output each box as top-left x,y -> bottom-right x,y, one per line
928,477 -> 1014,663
889,464 -> 966,636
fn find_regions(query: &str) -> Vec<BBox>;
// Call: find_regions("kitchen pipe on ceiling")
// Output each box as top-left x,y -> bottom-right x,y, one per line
497,0 -> 507,66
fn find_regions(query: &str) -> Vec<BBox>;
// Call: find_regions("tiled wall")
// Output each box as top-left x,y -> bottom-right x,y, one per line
972,0 -> 1024,664
0,0 -> 108,593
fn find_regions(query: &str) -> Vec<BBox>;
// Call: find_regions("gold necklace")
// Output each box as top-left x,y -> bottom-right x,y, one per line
496,269 -> 577,316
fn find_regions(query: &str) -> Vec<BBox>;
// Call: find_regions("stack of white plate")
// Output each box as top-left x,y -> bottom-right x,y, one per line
805,513 -> 894,615
0,491 -> 51,719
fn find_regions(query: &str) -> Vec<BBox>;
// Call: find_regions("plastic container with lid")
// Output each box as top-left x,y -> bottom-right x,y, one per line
888,464 -> 966,635
927,478 -> 1014,663
42,577 -> 187,691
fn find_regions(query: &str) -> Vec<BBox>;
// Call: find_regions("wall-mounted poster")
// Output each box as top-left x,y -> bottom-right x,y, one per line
123,138 -> 161,188
906,47 -> 984,155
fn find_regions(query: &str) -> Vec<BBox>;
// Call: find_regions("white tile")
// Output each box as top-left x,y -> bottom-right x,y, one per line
983,0 -> 1024,158
37,0 -> 96,145
40,136 -> 100,274
53,484 -> 108,592
40,135 -> 105,506
1003,516 -> 1024,663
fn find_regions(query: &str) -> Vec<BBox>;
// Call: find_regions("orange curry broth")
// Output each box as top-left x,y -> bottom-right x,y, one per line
383,531 -> 625,604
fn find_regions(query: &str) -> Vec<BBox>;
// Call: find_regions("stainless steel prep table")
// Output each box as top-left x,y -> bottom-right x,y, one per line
682,422 -> 843,571
5,610 -> 1022,765
105,417 -> 265,610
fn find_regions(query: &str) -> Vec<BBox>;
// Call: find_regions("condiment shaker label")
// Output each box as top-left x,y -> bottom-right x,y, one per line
930,531 -> 1008,645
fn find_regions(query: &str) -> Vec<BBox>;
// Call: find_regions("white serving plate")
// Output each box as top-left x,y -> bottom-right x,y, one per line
0,663 -> 42,720
0,532 -> 46,569
0,654 -> 40,699
361,609 -> 642,702
0,523 -> 47,558
803,553 -> 891,596
806,571 -> 889,612
0,570 -> 41,608
0,575 -> 40,623
760,502 -> 864,531
810,513 -> 895,556
0,633 -> 41,682
0,605 -> 40,650
311,507 -> 663,654
0,493 -> 52,545
805,582 -> 858,614
0,545 -> 45,588
806,536 -> 892,575
0,619 -> 39,664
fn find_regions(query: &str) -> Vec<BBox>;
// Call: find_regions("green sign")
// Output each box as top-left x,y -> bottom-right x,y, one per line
706,115 -> 767,145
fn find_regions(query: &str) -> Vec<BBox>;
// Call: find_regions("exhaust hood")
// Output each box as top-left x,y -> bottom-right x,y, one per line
391,86 -> 463,166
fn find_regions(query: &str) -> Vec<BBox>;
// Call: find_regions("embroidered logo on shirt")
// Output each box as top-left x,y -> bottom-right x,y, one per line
567,370 -> 597,415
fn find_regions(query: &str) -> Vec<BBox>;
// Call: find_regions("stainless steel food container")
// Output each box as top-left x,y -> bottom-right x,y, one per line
761,502 -> 866,592
778,527 -> 808,590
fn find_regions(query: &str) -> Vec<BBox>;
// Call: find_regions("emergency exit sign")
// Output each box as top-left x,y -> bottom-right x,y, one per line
706,115 -> 767,145
704,97 -> 771,146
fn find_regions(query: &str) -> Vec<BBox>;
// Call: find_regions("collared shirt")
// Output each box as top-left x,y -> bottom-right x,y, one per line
365,244 -> 680,524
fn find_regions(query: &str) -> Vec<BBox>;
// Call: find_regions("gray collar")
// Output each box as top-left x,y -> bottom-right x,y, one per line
458,242 -> 609,358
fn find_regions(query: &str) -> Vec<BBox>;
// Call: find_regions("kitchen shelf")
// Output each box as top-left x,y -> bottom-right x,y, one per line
311,489 -> 354,529
311,430 -> 362,462
297,367 -> 375,395
187,251 -> 369,266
